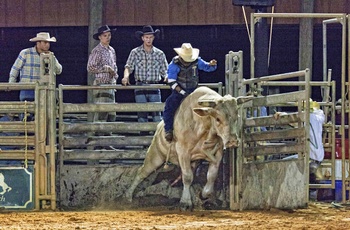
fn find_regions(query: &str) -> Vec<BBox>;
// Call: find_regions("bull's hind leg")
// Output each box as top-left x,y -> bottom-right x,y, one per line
124,150 -> 165,202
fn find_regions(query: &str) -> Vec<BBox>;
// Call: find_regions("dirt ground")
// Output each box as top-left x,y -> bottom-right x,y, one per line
0,202 -> 349,230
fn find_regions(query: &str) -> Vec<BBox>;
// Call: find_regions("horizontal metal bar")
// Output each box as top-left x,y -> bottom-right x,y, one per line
244,113 -> 303,127
243,127 -> 305,142
0,122 -> 35,132
62,102 -> 165,113
0,136 -> 35,145
63,149 -> 146,160
258,81 -> 333,87
0,151 -> 35,160
62,121 -> 158,133
253,13 -> 346,19
244,142 -> 305,157
58,82 -> 223,91
242,70 -> 306,85
63,135 -> 153,147
243,91 -> 307,108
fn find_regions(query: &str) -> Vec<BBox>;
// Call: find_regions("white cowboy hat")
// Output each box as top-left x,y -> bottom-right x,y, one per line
29,32 -> 56,42
174,43 -> 199,62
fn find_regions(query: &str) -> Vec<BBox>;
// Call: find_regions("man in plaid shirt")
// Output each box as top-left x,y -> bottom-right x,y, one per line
9,32 -> 62,102
122,25 -> 168,124
88,25 -> 118,125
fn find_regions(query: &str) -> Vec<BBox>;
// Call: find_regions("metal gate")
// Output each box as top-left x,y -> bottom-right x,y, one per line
0,52 -> 57,210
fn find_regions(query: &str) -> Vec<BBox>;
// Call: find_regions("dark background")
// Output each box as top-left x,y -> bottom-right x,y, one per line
0,24 -> 343,103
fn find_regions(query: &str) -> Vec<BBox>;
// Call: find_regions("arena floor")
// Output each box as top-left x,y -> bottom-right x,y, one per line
0,202 -> 349,229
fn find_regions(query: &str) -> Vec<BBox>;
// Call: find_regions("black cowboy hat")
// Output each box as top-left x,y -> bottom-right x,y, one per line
135,25 -> 160,40
93,25 -> 115,40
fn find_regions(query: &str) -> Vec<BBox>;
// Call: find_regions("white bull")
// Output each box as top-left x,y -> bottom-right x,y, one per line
124,86 -> 251,210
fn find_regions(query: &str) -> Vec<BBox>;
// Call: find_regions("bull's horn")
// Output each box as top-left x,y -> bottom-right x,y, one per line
197,99 -> 217,108
236,95 -> 254,105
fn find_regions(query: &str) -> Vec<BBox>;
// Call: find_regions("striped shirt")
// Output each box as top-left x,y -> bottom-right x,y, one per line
9,46 -> 62,83
87,43 -> 118,85
125,45 -> 168,82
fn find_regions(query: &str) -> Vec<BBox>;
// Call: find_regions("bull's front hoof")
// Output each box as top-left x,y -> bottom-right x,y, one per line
179,202 -> 193,212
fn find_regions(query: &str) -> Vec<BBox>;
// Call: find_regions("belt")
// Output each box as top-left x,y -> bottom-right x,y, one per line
136,80 -> 159,84
135,90 -> 159,95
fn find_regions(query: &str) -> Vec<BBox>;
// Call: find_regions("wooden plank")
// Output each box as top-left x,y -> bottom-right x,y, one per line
188,0 -> 206,25
221,1 -> 235,24
6,0 -> 25,27
59,1 -> 78,26
0,0 -> 348,27
274,0 -> 300,24
113,0 -> 135,25
24,0 -> 41,26
76,0 -> 89,26
41,0 -> 59,26
152,0 -> 170,25
206,0 -> 221,24
134,0 -> 153,25
169,0 -> 188,25
0,1 -> 6,27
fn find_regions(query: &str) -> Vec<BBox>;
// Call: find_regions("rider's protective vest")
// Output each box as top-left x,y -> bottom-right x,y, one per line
173,56 -> 199,90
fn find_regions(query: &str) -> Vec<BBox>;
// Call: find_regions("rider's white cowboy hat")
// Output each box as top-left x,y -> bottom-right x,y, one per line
29,32 -> 57,42
174,43 -> 199,63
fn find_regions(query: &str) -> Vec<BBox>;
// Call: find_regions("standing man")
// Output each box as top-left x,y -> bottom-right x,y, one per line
163,43 -> 217,142
9,32 -> 62,101
9,32 -> 62,121
122,25 -> 168,123
87,25 -> 118,125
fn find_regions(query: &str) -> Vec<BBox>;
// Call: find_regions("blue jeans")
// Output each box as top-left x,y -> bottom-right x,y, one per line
163,91 -> 185,132
134,87 -> 162,122
19,90 -> 35,122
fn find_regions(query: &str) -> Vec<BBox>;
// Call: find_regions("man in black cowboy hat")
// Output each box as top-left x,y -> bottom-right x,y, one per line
122,25 -> 168,127
87,25 -> 118,128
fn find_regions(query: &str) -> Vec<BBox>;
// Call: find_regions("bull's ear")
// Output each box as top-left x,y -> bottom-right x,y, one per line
236,95 -> 254,105
193,107 -> 212,117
